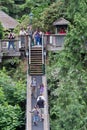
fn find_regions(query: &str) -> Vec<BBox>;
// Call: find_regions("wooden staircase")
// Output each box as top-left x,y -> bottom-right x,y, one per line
29,46 -> 44,75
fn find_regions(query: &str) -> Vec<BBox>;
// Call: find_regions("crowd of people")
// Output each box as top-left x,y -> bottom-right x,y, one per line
19,25 -> 43,48
7,25 -> 43,51
30,77 -> 45,126
7,26 -> 66,51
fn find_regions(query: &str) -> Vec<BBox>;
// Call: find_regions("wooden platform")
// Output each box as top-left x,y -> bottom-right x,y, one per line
2,50 -> 20,57
47,44 -> 63,51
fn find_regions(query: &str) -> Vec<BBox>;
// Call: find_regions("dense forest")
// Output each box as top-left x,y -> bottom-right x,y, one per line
0,0 -> 87,130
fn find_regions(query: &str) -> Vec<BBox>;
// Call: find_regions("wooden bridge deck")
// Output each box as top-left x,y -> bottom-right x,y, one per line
26,74 -> 49,130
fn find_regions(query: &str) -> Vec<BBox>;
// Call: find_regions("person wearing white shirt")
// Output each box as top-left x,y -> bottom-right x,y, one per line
37,94 -> 45,102
19,27 -> 26,47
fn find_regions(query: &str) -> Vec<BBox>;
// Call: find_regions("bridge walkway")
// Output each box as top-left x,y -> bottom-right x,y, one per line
26,74 -> 49,130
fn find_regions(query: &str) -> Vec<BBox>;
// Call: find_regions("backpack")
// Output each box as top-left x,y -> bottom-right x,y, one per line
9,33 -> 14,39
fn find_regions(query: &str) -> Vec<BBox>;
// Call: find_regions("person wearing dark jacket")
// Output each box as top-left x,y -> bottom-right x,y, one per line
37,97 -> 45,121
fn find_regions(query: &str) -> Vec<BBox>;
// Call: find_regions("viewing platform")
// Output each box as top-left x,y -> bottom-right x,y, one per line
43,34 -> 66,51
0,39 -> 21,62
0,25 -> 67,62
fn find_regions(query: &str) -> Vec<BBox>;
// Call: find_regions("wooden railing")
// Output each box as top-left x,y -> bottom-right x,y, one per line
0,35 -> 29,52
0,34 -> 66,53
0,39 -> 20,52
43,34 -> 66,47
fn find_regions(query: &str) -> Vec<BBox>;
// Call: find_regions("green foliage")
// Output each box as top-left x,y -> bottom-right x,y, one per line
1,59 -> 26,94
49,66 -> 87,130
0,68 -> 26,129
0,87 -> 6,103
14,81 -> 26,103
48,50 -> 87,130
40,1 -> 64,31
0,104 -> 22,130
47,1 -> 87,130
1,0 -> 87,129
64,0 -> 87,20
0,22 -> 4,39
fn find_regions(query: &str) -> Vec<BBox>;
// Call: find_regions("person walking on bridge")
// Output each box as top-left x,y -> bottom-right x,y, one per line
31,77 -> 37,98
37,96 -> 45,121
30,105 -> 39,126
39,83 -> 44,95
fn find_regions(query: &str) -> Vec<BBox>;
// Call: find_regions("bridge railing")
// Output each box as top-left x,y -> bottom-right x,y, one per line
43,34 -> 66,48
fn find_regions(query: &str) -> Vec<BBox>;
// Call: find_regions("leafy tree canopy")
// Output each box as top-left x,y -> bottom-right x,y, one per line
0,22 -> 4,38
47,0 -> 87,130
0,69 -> 26,129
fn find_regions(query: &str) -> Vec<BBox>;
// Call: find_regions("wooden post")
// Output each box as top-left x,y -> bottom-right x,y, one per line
16,39 -> 19,52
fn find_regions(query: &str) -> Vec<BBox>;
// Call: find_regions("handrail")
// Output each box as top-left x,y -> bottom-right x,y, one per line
44,34 -> 66,36
42,34 -> 44,64
28,36 -> 31,64
0,34 -> 66,54
0,38 -> 20,52
0,35 -> 29,51
43,75 -> 50,130
43,34 -> 66,47
26,75 -> 32,130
